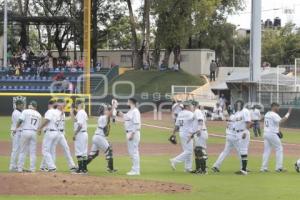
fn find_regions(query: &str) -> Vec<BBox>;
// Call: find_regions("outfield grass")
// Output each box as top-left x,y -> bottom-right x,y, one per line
105,70 -> 206,95
1,116 -> 300,200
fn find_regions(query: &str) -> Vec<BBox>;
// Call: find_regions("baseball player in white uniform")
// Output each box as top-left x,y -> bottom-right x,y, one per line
172,99 -> 183,123
72,100 -> 89,174
211,103 -> 224,121
118,98 -> 141,176
261,103 -> 291,172
53,99 -> 76,172
251,105 -> 262,137
9,99 -> 25,172
38,100 -> 61,172
16,101 -> 42,172
212,114 -> 239,172
39,100 -> 58,172
188,101 -> 209,174
111,98 -> 119,123
232,100 -> 251,175
170,101 -> 194,172
87,104 -> 117,173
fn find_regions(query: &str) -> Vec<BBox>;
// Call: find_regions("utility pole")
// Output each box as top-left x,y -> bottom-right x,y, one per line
3,0 -> 8,68
249,0 -> 261,103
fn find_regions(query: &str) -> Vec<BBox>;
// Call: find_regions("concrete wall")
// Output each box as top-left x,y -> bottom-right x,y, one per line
51,49 -> 215,76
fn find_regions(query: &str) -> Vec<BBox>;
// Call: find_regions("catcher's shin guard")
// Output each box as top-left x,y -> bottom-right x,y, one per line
105,147 -> 114,170
82,157 -> 88,172
241,155 -> 248,171
194,146 -> 208,172
87,150 -> 99,165
77,156 -> 83,172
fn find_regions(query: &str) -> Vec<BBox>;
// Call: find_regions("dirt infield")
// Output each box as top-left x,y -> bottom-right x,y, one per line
0,173 -> 191,196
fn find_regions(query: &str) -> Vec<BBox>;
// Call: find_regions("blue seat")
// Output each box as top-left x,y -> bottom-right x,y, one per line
2,85 -> 7,90
8,86 -> 12,90
19,85 -> 24,90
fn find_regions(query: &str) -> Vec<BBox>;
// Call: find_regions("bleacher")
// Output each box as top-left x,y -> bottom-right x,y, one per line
0,67 -> 115,93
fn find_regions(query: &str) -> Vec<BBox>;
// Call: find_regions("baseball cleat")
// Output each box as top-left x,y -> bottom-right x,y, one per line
190,169 -> 201,174
295,163 -> 300,173
48,168 -> 57,173
211,167 -> 220,173
126,171 -> 140,176
9,167 -> 18,172
275,168 -> 287,173
40,168 -> 48,172
235,170 -> 248,175
69,167 -> 77,173
170,159 -> 176,171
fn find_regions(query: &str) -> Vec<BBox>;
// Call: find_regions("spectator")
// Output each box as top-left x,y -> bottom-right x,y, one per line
211,103 -> 224,121
210,60 -> 217,81
219,93 -> 227,110
251,105 -> 262,137
96,62 -> 102,72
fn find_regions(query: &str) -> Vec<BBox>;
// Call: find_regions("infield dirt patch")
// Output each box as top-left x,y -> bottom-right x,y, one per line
0,173 -> 191,196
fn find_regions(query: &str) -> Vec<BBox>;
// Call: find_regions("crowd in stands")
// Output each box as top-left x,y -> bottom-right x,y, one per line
2,48 -> 89,77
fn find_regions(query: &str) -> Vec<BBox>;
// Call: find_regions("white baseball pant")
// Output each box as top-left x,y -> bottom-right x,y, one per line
261,132 -> 283,170
213,134 -> 239,169
238,130 -> 250,155
194,130 -> 208,148
9,130 -> 22,171
126,131 -> 140,173
40,131 -> 59,170
90,134 -> 110,153
171,132 -> 193,171
17,130 -> 37,172
74,132 -> 88,157
52,133 -> 76,169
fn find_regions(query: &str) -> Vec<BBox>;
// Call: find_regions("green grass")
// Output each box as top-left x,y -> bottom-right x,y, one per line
106,70 -> 205,95
1,116 -> 300,200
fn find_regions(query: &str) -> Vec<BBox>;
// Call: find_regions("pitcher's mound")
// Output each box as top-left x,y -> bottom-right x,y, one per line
0,173 -> 191,196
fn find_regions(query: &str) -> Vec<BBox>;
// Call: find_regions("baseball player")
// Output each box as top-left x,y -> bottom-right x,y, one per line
111,98 -> 119,123
172,99 -> 183,123
118,98 -> 141,176
72,100 -> 89,174
87,104 -> 117,173
38,99 -> 61,172
52,99 -> 77,172
232,100 -> 251,175
261,103 -> 291,172
212,113 -> 239,172
170,101 -> 194,172
16,101 -> 42,172
251,105 -> 262,137
188,101 -> 209,174
9,99 -> 25,172
211,103 -> 224,121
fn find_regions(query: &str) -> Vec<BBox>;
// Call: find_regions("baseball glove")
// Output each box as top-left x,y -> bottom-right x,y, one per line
169,135 -> 177,145
277,131 -> 283,139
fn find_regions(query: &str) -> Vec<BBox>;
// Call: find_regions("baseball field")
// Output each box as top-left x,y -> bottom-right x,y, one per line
1,112 -> 300,200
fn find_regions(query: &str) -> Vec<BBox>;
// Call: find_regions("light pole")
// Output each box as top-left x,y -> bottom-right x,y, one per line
3,0 -> 8,68
249,0 -> 262,103
232,25 -> 240,68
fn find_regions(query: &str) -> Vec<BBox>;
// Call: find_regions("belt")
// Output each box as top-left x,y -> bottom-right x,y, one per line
80,130 -> 87,133
59,129 -> 64,132
49,129 -> 59,132
202,129 -> 207,131
235,129 -> 245,133
23,129 -> 37,131
126,130 -> 140,133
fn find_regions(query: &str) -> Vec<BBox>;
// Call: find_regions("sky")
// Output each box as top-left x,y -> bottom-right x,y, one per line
133,0 -> 300,29
228,0 -> 300,29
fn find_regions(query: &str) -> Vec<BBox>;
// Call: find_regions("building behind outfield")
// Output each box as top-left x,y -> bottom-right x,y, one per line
49,49 -> 215,76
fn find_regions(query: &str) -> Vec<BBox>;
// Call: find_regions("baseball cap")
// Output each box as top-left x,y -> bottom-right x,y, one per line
29,100 -> 38,108
15,99 -> 24,105
56,98 -> 65,104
